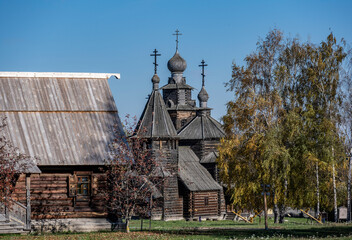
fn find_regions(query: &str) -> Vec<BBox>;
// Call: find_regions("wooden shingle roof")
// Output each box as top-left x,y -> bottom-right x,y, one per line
135,90 -> 177,139
0,72 -> 123,166
161,83 -> 194,90
178,114 -> 225,140
14,158 -> 41,174
200,151 -> 219,164
178,146 -> 221,191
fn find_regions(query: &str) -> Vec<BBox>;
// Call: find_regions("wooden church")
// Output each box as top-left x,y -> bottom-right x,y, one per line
134,37 -> 226,220
0,34 -> 226,234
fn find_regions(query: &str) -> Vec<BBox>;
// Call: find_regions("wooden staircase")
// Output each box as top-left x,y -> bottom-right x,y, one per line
0,213 -> 26,234
0,199 -> 30,235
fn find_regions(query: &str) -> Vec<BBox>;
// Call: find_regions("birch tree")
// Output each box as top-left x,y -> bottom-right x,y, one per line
218,30 -> 347,223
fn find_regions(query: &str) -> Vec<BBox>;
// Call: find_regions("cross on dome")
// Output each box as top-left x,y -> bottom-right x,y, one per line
199,60 -> 208,87
150,49 -> 161,74
173,29 -> 182,51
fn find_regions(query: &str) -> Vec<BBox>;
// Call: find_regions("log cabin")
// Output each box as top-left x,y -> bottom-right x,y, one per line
0,72 -> 123,232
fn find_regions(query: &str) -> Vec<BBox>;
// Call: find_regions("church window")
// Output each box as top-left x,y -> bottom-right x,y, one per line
181,119 -> 187,127
204,196 -> 209,206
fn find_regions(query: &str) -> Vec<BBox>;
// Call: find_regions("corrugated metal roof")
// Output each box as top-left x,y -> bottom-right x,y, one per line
135,90 -> 177,139
0,77 -> 117,111
0,74 -> 123,166
0,72 -> 120,79
178,146 -> 221,191
178,115 -> 225,140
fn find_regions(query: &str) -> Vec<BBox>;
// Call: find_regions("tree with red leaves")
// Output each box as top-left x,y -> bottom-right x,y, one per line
105,115 -> 163,232
0,116 -> 28,211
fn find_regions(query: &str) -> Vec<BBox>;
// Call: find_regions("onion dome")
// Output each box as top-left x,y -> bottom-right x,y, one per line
151,74 -> 160,90
198,86 -> 209,103
167,50 -> 187,73
152,74 -> 160,84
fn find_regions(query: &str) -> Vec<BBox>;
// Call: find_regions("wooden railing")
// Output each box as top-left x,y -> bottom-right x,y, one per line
8,198 -> 27,225
0,197 -> 29,230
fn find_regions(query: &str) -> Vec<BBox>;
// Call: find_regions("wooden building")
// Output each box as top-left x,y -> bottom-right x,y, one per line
0,72 -> 123,232
135,47 -> 226,220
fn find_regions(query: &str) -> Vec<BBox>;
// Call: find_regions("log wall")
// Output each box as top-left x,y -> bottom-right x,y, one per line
191,140 -> 219,160
151,141 -> 183,220
190,191 -> 219,218
12,172 -> 108,219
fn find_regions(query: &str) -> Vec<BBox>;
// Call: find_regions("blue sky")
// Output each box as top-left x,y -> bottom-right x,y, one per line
0,0 -> 351,121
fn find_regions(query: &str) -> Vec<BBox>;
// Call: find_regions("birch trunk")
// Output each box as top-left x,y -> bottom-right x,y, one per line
316,163 -> 320,217
279,204 -> 286,223
273,187 -> 279,224
279,179 -> 288,224
333,162 -> 337,222
273,203 -> 279,224
348,150 -> 352,222
332,147 -> 338,222
125,218 -> 130,233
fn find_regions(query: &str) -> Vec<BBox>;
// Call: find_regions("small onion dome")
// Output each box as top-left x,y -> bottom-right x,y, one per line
198,86 -> 209,103
167,50 -> 187,73
151,74 -> 160,90
151,74 -> 160,84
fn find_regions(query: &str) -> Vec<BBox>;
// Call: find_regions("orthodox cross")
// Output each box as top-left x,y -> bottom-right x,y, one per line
199,59 -> 208,87
173,29 -> 182,51
150,49 -> 161,74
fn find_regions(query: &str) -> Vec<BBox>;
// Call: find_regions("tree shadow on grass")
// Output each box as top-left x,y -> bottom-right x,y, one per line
150,226 -> 352,239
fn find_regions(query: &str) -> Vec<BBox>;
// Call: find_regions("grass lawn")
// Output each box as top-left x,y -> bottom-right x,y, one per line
1,218 -> 352,239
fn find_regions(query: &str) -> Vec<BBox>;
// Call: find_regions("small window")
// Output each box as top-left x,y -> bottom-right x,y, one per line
77,176 -> 90,196
181,119 -> 187,127
204,197 -> 209,206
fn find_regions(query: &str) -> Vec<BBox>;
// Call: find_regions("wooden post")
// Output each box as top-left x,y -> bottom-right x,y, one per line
190,192 -> 193,219
25,174 -> 31,231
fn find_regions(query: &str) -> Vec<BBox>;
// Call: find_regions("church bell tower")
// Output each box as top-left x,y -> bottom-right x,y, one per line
162,30 -> 197,130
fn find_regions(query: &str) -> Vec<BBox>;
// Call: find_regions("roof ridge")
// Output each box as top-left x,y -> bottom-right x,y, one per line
135,91 -> 153,136
177,115 -> 196,134
207,116 -> 225,135
0,72 -> 120,79
150,90 -> 156,138
157,92 -> 171,136
135,90 -> 177,138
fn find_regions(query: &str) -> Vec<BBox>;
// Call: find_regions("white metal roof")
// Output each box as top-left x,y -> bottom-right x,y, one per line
0,72 -> 120,79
